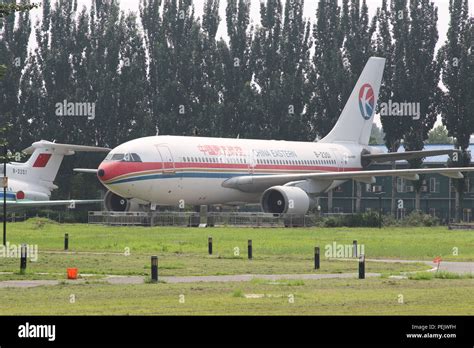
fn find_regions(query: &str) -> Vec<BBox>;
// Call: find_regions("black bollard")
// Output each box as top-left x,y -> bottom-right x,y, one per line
20,244 -> 27,274
359,254 -> 365,279
314,246 -> 320,270
64,233 -> 69,251
208,237 -> 213,255
248,240 -> 252,260
151,256 -> 158,283
353,240 -> 357,258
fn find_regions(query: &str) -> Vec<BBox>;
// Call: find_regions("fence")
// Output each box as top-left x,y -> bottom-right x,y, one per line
87,211 -> 319,227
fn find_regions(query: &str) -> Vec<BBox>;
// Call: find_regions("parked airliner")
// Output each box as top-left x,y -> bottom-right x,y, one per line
1,140 -> 109,209
85,57 -> 471,214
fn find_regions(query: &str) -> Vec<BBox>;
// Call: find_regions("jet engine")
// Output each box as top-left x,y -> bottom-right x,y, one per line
261,186 -> 311,214
103,190 -> 142,212
15,191 -> 49,201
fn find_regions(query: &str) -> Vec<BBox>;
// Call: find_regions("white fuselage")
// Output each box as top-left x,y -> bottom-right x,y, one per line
98,135 -> 366,207
1,163 -> 52,202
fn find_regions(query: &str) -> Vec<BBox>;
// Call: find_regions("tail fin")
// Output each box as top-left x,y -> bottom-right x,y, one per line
319,57 -> 385,145
22,140 -> 110,185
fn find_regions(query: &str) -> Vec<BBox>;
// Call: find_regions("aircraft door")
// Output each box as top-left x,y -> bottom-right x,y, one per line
248,148 -> 257,175
155,144 -> 175,174
330,149 -> 347,172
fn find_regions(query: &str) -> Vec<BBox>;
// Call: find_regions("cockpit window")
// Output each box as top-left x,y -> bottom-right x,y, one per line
131,153 -> 142,162
103,153 -> 120,161
104,153 -> 142,162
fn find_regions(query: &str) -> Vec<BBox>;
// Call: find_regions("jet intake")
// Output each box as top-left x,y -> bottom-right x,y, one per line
261,186 -> 310,215
15,191 -> 49,201
104,190 -> 142,212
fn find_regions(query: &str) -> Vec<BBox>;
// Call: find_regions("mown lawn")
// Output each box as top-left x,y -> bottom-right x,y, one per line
4,218 -> 474,260
0,277 -> 472,315
0,219 -> 472,315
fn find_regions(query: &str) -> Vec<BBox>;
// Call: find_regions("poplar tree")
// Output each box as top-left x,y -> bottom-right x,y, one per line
219,0 -> 257,138
438,0 -> 473,221
308,0 -> 348,140
0,0 -> 36,149
403,0 -> 440,211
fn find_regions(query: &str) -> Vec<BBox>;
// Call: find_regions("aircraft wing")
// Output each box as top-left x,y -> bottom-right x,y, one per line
362,149 -> 458,163
0,199 -> 102,208
222,167 -> 474,193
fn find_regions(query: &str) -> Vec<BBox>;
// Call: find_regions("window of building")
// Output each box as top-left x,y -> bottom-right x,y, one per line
396,177 -> 406,193
463,208 -> 472,222
429,177 -> 440,193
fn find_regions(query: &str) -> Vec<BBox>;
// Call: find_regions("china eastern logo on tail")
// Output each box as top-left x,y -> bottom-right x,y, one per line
358,83 -> 375,120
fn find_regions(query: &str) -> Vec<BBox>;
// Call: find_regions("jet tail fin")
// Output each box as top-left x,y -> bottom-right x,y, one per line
319,57 -> 385,146
22,140 -> 110,185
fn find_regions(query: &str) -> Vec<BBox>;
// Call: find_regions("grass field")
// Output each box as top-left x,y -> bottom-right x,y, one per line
0,219 -> 472,315
1,278 -> 473,315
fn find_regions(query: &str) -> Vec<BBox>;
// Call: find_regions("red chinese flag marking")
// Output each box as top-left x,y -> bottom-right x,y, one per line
33,153 -> 52,168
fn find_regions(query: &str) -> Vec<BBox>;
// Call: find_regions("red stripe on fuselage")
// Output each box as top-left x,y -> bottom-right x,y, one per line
99,161 -> 362,182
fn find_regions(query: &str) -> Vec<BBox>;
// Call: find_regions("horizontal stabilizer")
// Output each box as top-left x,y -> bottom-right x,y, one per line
74,168 -> 98,174
363,149 -> 459,164
23,140 -> 110,155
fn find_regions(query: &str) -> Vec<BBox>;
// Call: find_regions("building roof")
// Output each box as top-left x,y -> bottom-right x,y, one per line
370,144 -> 474,164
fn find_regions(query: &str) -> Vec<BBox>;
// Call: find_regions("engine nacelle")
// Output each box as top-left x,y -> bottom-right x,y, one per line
104,190 -> 142,212
15,191 -> 49,201
261,186 -> 310,215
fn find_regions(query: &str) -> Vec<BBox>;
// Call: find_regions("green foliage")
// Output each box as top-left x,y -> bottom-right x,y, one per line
438,0 -> 474,152
409,271 -> 474,280
321,211 -> 380,227
408,272 -> 433,280
307,0 -> 348,140
369,124 -> 385,145
426,125 -> 454,144
382,211 -> 440,227
0,3 -> 38,18
319,210 -> 439,228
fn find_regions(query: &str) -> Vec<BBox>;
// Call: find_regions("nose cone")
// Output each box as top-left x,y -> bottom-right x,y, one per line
97,162 -> 119,183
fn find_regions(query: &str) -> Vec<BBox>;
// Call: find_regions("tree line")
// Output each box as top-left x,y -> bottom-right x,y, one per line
0,0 -> 473,217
